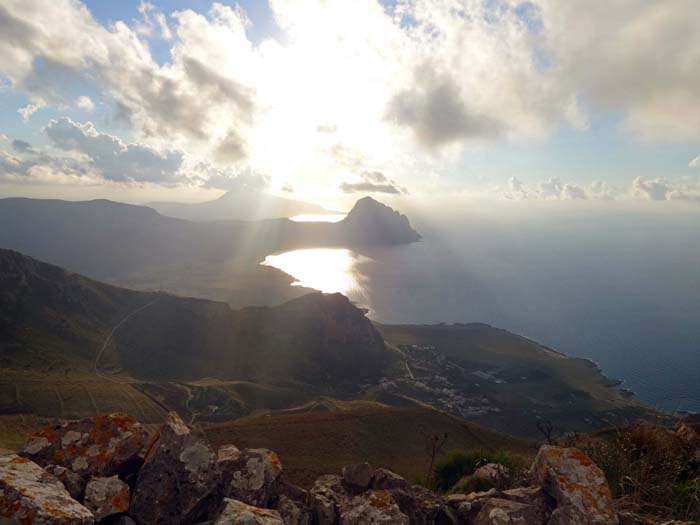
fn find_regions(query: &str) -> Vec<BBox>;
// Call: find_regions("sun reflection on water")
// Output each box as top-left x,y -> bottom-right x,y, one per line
262,248 -> 367,295
289,214 -> 346,223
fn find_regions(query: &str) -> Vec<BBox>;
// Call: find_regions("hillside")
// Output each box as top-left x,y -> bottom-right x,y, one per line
205,405 -> 534,488
0,249 -> 661,448
0,249 -> 395,428
375,323 -> 661,438
147,190 -> 330,222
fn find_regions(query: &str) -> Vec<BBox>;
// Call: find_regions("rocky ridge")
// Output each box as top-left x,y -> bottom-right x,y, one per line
3,412 -> 694,524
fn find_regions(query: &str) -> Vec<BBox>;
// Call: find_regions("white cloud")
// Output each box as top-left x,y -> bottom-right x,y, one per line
1,0 -> 700,193
17,102 -> 43,121
690,156 -> 700,169
632,176 -> 670,201
76,96 -> 95,111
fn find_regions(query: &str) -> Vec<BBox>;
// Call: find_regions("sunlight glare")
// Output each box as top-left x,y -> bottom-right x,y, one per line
262,248 -> 367,295
289,214 -> 346,223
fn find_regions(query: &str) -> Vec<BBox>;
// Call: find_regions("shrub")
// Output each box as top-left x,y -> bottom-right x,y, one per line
433,448 -> 518,492
580,424 -> 700,522
449,474 -> 497,495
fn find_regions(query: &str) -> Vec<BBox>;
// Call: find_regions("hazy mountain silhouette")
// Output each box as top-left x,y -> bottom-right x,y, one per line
0,196 -> 420,282
147,190 -> 329,222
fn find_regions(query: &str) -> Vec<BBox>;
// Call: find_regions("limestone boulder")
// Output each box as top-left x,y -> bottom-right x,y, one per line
129,412 -> 219,525
213,498 -> 283,525
339,489 -> 409,525
342,462 -> 374,493
474,463 -> 510,482
0,454 -> 94,524
310,474 -> 349,525
531,445 -> 618,525
44,464 -> 85,500
21,414 -> 149,482
217,444 -> 283,507
472,497 -> 548,524
83,475 -> 130,522
275,494 -> 312,525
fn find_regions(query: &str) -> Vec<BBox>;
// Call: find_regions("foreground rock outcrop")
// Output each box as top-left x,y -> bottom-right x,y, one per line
1,412 -> 626,524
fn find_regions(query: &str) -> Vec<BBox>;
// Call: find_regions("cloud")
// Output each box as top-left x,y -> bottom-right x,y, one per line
690,156 -> 700,169
281,183 -> 294,193
632,176 -> 670,201
387,65 -> 502,149
0,0 -> 256,162
539,1 -> 700,141
195,164 -> 269,192
340,170 -> 406,195
45,117 -> 185,184
76,95 -> 94,111
17,102 -> 43,121
632,175 -> 700,202
11,139 -> 35,154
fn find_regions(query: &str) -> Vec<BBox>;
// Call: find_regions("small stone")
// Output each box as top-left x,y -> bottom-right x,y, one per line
44,464 -> 85,500
342,462 -> 374,492
213,498 -> 284,525
0,454 -> 94,524
473,497 -> 547,524
84,475 -> 130,522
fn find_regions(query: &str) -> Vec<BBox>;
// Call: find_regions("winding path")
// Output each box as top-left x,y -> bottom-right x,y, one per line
93,298 -> 160,383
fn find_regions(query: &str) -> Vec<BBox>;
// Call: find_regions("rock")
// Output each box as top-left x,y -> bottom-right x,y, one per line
371,468 -> 411,491
0,454 -> 94,524
676,424 -> 700,449
473,497 -> 546,525
213,498 -> 283,525
339,489 -> 409,525
342,462 -> 374,493
310,474 -> 348,525
269,479 -> 311,525
21,414 -> 149,482
501,486 -> 554,520
276,494 -> 312,525
83,475 -> 130,522
129,412 -> 219,525
217,445 -> 283,507
531,445 -> 618,525
474,463 -> 510,482
44,464 -> 85,500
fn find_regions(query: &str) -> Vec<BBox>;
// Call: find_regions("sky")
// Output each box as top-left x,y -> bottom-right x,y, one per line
0,0 -> 699,207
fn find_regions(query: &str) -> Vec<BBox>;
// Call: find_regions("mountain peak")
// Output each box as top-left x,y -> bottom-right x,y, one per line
342,198 -> 420,245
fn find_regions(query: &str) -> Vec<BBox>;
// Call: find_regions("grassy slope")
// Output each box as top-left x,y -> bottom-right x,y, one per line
376,323 -> 658,437
204,405 -> 535,488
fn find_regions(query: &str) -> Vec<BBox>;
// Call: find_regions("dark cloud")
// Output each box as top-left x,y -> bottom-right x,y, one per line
340,170 -> 407,195
386,65 -> 501,149
45,117 -> 185,184
11,139 -> 35,154
340,181 -> 402,194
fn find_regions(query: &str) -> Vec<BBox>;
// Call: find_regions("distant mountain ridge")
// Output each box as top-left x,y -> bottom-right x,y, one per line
147,190 -> 330,222
0,196 -> 420,283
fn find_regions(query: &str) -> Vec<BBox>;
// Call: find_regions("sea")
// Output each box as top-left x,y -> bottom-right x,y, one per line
266,201 -> 700,412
